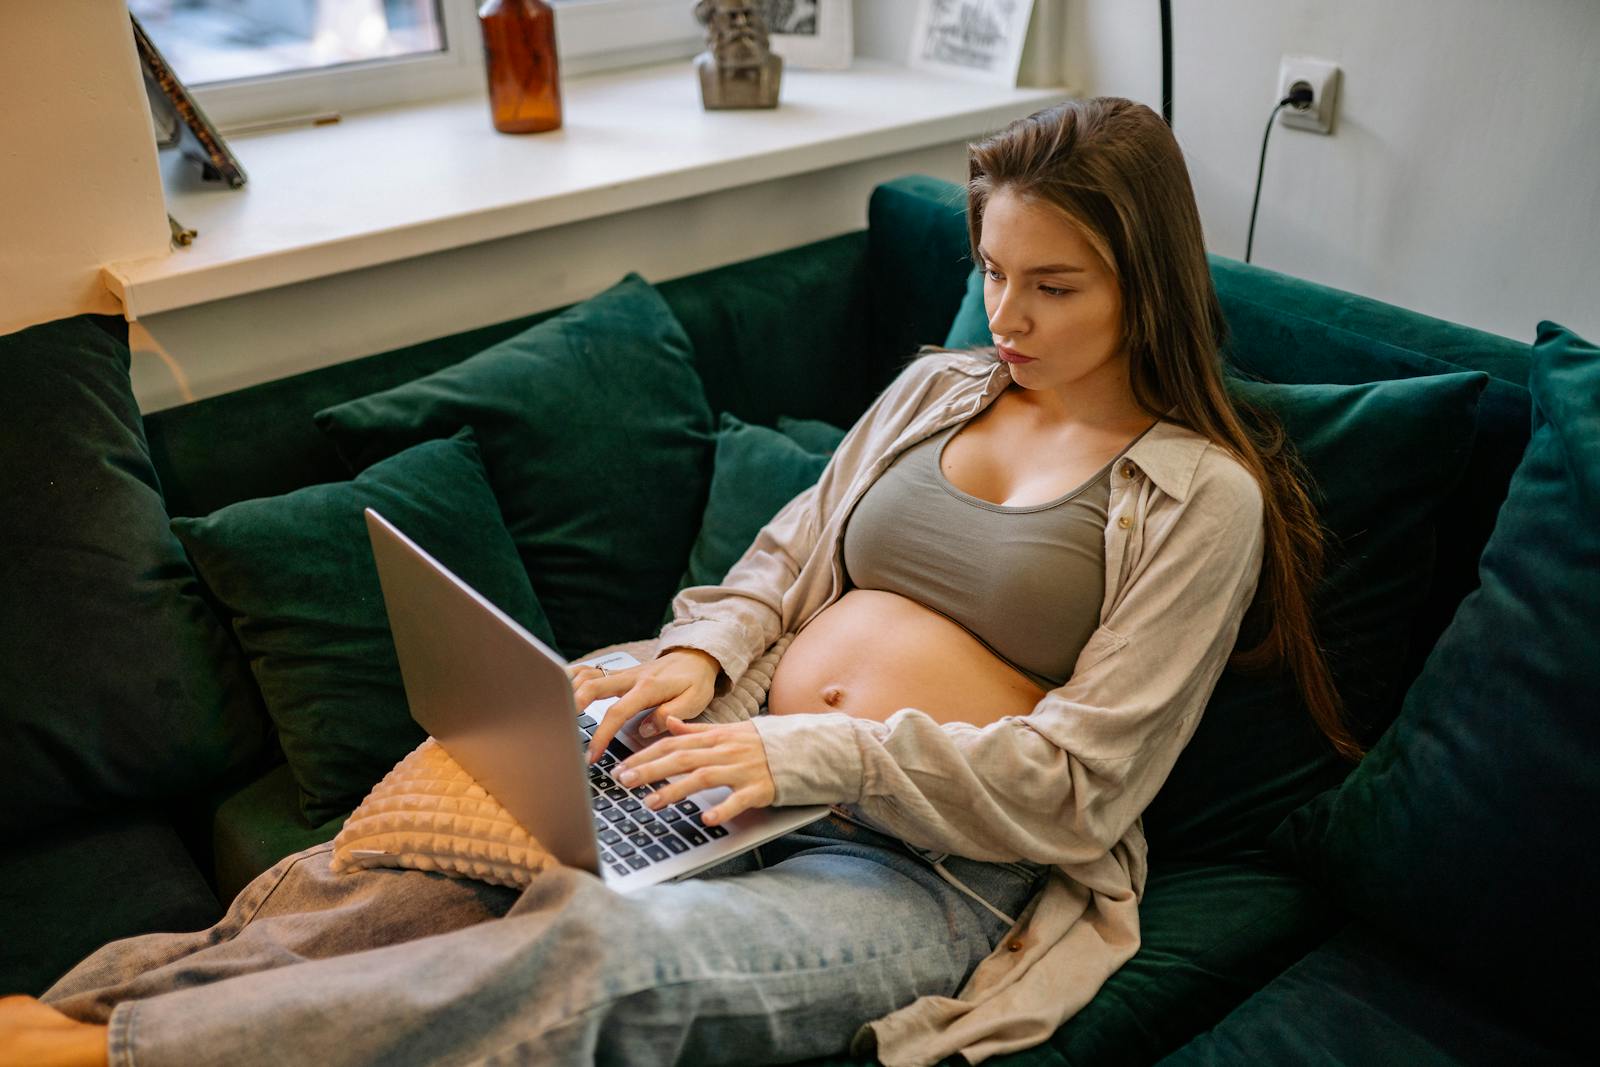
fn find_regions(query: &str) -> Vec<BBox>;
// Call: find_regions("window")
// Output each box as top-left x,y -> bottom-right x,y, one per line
129,0 -> 703,130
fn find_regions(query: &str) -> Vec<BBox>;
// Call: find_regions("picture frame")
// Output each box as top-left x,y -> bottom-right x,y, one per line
130,13 -> 247,188
908,0 -> 1040,87
757,0 -> 854,71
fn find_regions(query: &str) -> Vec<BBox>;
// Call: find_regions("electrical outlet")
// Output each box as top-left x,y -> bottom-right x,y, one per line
1277,56 -> 1341,135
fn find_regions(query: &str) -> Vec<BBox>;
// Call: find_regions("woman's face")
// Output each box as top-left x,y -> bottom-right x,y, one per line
979,187 -> 1128,406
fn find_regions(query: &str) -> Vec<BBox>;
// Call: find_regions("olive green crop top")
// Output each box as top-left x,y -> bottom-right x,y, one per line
841,422 -> 1148,691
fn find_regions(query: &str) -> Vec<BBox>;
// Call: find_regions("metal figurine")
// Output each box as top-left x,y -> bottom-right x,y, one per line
693,0 -> 783,110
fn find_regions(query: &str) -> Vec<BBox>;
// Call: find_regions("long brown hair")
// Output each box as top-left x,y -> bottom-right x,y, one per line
964,97 -> 1360,761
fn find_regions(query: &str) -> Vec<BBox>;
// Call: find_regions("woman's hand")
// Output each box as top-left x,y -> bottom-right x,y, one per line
0,996 -> 108,1067
613,717 -> 776,826
569,650 -> 721,765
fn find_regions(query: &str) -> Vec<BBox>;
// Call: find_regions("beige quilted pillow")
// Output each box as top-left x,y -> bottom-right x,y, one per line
330,737 -> 553,890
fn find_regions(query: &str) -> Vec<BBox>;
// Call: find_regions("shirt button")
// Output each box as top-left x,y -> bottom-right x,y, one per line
1120,463 -> 1136,479
1117,516 -> 1133,530
1007,939 -> 1024,953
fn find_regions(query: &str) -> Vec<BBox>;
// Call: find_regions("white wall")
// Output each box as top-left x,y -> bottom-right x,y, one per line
0,0 -> 171,336
1072,0 -> 1599,344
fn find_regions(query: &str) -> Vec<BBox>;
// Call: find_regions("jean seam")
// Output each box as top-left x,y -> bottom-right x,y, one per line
109,999 -> 135,1067
231,843 -> 337,933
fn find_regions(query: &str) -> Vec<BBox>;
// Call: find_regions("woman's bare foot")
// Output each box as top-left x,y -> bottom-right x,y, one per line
0,996 -> 108,1067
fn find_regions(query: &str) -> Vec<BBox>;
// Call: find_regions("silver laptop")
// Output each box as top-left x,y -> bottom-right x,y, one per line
364,507 -> 829,893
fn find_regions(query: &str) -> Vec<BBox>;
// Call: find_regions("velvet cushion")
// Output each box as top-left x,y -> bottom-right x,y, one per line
172,430 -> 555,825
0,813 -> 222,995
1158,925 -> 1583,1067
1209,295 -> 1532,695
943,267 -> 989,349
314,272 -> 714,658
210,762 -> 345,906
1270,323 -> 1600,1036
1141,372 -> 1486,860
680,413 -> 846,592
776,414 -> 849,456
0,315 -> 268,832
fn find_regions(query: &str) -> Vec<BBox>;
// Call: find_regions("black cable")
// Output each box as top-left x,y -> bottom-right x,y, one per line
1159,0 -> 1173,126
1245,85 -> 1314,264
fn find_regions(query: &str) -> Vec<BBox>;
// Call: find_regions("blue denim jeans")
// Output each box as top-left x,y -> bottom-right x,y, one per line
45,813 -> 1047,1066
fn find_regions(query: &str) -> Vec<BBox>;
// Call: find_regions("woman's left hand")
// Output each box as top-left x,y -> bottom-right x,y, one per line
614,718 -> 775,826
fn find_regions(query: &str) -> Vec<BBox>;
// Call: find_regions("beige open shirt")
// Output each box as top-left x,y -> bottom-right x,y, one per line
653,349 -> 1266,1066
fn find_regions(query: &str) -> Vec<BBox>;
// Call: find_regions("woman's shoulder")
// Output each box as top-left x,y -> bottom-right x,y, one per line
859,346 -> 1000,423
1188,439 -> 1265,535
1134,420 -> 1263,522
903,344 -> 1001,383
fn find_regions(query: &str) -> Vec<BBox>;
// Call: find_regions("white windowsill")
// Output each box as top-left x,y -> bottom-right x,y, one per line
105,58 -> 1072,320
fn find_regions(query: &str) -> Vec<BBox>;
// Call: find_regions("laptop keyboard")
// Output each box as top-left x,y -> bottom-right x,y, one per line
577,712 -> 729,877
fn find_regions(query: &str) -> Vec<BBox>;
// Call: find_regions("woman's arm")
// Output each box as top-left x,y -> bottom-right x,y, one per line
749,451 -> 1267,867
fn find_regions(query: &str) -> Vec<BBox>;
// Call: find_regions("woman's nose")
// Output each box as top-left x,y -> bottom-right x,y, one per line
987,287 -> 1027,339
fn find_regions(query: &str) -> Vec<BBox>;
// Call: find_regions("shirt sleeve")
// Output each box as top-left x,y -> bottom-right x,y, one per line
655,352 -> 957,696
751,451 -> 1267,867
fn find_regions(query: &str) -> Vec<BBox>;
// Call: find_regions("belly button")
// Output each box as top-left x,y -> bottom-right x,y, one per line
822,685 -> 844,707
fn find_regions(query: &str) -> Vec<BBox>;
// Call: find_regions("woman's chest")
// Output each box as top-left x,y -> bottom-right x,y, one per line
937,396 -> 1135,508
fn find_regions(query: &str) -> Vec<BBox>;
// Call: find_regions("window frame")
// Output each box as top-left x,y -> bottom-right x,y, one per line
187,0 -> 704,131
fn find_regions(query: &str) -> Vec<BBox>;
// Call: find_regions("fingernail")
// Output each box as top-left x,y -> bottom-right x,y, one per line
617,769 -> 636,785
646,794 -> 662,809
639,721 -> 659,738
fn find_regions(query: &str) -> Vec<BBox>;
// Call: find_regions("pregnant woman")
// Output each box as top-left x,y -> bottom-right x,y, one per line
2,97 -> 1358,1067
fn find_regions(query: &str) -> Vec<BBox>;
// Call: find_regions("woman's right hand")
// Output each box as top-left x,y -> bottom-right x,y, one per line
569,649 -> 721,765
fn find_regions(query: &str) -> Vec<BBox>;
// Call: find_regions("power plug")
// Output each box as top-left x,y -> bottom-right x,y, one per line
1277,56 -> 1341,134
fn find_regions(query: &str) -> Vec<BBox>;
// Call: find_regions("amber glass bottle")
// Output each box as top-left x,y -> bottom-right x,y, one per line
478,0 -> 563,134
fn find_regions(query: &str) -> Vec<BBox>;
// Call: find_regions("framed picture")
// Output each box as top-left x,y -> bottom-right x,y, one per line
757,0 -> 854,71
909,0 -> 1040,87
130,13 -> 247,188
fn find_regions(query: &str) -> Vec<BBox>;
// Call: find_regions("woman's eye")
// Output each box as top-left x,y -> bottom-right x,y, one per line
985,269 -> 1071,297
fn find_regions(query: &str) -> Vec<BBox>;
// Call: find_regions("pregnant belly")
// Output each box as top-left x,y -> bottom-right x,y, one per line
765,588 -> 1048,725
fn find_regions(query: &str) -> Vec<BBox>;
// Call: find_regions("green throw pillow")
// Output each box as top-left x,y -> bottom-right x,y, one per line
682,414 -> 843,590
0,315 -> 267,832
1269,322 -> 1600,1034
1141,372 -> 1487,859
314,272 -> 714,659
660,414 -> 844,629
943,266 -> 989,350
172,430 -> 555,824
775,414 -> 849,456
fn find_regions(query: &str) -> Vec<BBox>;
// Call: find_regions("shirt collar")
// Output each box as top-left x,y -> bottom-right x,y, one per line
976,358 -> 1211,504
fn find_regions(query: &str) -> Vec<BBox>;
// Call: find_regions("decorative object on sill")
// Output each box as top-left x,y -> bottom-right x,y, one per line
479,0 -> 563,134
909,0 -> 1040,87
168,215 -> 197,248
131,13 -> 247,188
755,0 -> 853,70
694,0 -> 783,110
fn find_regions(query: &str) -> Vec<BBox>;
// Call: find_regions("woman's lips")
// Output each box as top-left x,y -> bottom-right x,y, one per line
996,345 -> 1036,364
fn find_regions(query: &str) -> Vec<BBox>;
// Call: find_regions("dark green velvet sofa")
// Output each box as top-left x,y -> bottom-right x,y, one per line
2,174 -> 1591,1066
